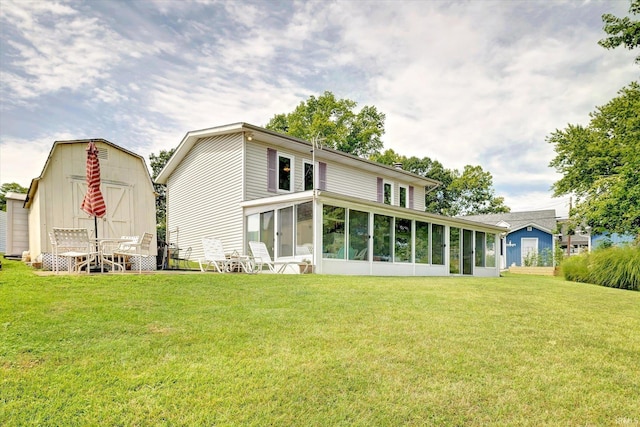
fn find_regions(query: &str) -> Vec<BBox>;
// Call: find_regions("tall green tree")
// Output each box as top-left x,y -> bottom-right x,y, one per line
371,150 -> 510,216
447,165 -> 510,217
599,0 -> 640,63
548,82 -> 640,237
149,149 -> 175,242
0,182 -> 28,211
265,91 -> 385,158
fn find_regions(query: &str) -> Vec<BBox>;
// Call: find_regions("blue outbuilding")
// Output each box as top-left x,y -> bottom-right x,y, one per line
463,210 -> 558,268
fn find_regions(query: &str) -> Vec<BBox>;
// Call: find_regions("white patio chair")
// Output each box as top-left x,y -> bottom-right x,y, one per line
199,237 -> 231,273
52,228 -> 96,273
249,241 -> 298,274
114,232 -> 154,273
99,236 -> 138,272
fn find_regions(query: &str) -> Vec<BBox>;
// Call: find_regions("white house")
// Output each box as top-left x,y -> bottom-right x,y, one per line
157,123 -> 505,276
24,139 -> 157,270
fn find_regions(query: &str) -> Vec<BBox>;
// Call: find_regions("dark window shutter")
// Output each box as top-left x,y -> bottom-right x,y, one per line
409,186 -> 414,209
267,148 -> 277,192
377,177 -> 383,203
319,162 -> 327,190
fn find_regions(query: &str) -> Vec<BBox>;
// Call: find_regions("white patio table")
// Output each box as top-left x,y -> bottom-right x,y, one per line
93,237 -> 137,272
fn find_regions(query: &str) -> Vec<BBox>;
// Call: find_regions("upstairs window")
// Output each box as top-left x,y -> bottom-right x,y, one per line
383,182 -> 392,205
377,178 -> 395,205
304,161 -> 314,191
399,185 -> 407,208
278,154 -> 292,191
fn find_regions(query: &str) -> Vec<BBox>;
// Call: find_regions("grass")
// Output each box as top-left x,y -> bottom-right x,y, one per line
1,259 -> 639,426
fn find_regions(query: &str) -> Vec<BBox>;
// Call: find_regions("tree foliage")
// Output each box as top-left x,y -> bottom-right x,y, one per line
265,91 -> 385,158
149,149 -> 175,242
548,82 -> 640,237
599,0 -> 640,64
370,149 -> 510,216
447,165 -> 511,217
0,182 -> 28,211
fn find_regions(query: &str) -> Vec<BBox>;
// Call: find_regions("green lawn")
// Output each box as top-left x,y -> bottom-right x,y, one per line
1,259 -> 639,426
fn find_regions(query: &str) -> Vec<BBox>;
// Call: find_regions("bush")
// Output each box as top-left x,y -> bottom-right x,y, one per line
561,253 -> 590,283
561,246 -> 640,291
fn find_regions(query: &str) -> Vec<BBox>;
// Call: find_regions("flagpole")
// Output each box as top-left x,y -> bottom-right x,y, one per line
311,134 -> 324,272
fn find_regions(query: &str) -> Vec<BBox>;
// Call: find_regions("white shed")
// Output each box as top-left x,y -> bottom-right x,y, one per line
5,192 -> 29,257
24,139 -> 157,269
0,210 -> 5,253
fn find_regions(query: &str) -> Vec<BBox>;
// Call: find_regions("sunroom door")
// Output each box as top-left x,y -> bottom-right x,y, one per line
449,227 -> 461,274
261,211 -> 275,258
277,207 -> 294,258
462,229 -> 473,275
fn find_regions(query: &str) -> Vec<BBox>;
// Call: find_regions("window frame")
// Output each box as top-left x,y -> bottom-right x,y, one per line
383,180 -> 393,205
278,153 -> 293,192
399,185 -> 408,208
303,159 -> 314,191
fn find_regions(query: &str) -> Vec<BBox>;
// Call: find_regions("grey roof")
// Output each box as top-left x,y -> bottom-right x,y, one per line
461,210 -> 558,233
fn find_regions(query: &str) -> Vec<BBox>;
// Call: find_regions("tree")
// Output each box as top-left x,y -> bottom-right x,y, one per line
548,82 -> 640,237
0,182 -> 28,211
265,91 -> 385,158
446,165 -> 510,217
371,150 -> 510,216
149,149 -> 175,242
599,0 -> 640,64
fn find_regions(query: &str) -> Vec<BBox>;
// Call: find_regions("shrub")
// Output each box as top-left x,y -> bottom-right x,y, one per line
587,246 -> 640,291
561,253 -> 590,283
561,246 -> 640,291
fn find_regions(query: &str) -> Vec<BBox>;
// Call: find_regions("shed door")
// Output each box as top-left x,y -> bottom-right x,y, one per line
521,238 -> 538,266
73,180 -> 133,238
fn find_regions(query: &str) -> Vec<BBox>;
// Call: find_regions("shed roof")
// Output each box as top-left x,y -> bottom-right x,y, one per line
155,122 -> 441,188
24,139 -> 154,209
462,210 -> 558,234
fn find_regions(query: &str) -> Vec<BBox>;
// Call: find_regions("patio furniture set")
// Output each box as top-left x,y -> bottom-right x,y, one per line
49,227 -> 154,274
47,230 -> 311,274
199,238 -> 310,274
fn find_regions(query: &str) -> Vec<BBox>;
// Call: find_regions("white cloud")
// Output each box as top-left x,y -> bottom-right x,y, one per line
0,133 -> 76,188
0,0 -> 637,217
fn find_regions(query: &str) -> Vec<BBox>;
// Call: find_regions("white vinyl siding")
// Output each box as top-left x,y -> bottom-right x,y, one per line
166,134 -> 244,260
245,142 -> 272,200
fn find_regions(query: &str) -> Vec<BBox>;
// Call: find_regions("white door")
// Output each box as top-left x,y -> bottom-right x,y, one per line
521,238 -> 538,266
73,180 -> 133,238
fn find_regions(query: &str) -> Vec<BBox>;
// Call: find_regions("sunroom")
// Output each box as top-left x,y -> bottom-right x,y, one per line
241,190 -> 505,276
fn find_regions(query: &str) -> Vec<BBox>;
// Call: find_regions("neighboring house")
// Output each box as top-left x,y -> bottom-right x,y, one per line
24,139 -> 157,270
556,218 -> 590,256
591,232 -> 635,249
156,123 -> 506,276
4,192 -> 29,257
463,210 -> 558,268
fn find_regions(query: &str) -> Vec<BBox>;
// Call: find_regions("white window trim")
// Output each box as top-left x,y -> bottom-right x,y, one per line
383,180 -> 394,205
398,184 -> 408,208
303,159 -> 314,191
278,153 -> 294,193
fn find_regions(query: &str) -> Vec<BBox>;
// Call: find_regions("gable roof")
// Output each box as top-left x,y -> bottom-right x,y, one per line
24,139 -> 154,209
155,122 -> 441,188
462,210 -> 558,234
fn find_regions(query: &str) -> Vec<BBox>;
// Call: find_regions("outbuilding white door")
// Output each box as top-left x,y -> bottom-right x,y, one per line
521,238 -> 538,266
73,180 -> 133,238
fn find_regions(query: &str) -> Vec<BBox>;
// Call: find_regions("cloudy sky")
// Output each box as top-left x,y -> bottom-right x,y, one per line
1,0 -> 637,217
